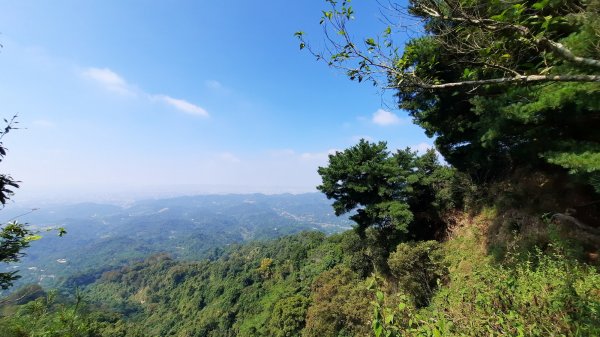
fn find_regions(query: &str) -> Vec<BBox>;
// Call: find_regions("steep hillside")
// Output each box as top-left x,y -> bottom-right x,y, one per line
1,206 -> 598,336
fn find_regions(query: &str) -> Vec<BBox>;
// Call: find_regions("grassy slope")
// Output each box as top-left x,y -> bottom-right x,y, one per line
375,208 -> 600,336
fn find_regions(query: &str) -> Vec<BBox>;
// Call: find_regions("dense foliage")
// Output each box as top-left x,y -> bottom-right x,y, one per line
399,0 -> 600,186
318,141 -> 461,241
1,231 -> 376,336
373,224 -> 600,337
1,219 -> 598,336
300,0 -> 600,193
1,1 -> 599,336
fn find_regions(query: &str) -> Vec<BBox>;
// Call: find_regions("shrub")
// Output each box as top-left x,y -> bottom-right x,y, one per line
387,241 -> 448,307
375,248 -> 600,336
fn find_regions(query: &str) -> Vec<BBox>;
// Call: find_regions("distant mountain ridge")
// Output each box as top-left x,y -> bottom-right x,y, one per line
0,193 -> 351,291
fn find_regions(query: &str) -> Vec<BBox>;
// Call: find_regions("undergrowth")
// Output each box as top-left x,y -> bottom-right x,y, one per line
373,211 -> 600,337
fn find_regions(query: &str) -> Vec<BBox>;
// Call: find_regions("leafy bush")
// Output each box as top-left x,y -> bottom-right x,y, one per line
303,266 -> 372,337
0,291 -> 100,337
374,248 -> 600,336
387,241 -> 448,307
268,294 -> 309,337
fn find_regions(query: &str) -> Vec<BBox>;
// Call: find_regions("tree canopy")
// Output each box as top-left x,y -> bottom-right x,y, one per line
317,140 -> 460,241
299,0 -> 600,191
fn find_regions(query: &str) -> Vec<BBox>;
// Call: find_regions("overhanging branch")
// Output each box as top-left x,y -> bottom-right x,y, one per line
402,74 -> 600,90
540,38 -> 600,70
417,1 -> 600,70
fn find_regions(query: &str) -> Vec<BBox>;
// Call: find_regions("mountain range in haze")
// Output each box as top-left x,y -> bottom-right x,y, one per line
0,193 -> 351,292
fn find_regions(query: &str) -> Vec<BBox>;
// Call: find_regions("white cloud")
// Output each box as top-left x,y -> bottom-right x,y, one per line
83,67 -> 134,95
300,152 -> 327,161
408,142 -> 445,163
155,95 -> 209,117
411,142 -> 434,154
269,148 -> 338,164
299,149 -> 339,162
204,79 -> 232,95
372,109 -> 406,126
205,80 -> 223,90
83,67 -> 209,117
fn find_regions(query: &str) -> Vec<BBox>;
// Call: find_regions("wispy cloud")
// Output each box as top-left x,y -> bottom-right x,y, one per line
267,148 -> 338,163
32,119 -> 56,128
154,95 -> 209,117
267,149 -> 297,157
372,109 -> 407,126
83,67 -> 135,95
408,142 -> 446,163
217,152 -> 241,163
299,149 -> 339,162
204,79 -> 231,95
411,142 -> 434,154
205,80 -> 223,90
83,67 -> 209,117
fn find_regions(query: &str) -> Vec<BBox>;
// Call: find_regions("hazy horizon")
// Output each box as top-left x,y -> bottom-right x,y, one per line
0,0 -> 430,205
4,183 -> 327,207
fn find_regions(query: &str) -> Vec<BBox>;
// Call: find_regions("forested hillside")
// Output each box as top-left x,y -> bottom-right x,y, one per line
0,193 -> 350,291
1,0 -> 599,336
1,209 -> 598,336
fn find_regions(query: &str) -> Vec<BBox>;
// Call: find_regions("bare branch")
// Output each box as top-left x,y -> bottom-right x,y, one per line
452,60 -> 523,77
540,38 -> 600,69
404,74 -> 600,90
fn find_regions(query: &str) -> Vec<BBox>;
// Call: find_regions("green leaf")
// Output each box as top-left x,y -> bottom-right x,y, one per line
376,291 -> 384,302
25,235 -> 42,242
542,15 -> 553,30
373,322 -> 383,337
532,0 -> 550,10
366,277 -> 376,290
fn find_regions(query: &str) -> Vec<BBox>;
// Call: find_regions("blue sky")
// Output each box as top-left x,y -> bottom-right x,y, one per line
0,0 -> 431,203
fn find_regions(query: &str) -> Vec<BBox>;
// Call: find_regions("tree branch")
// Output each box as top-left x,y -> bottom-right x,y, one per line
452,60 -> 523,77
552,213 -> 600,236
402,74 -> 600,90
417,1 -> 600,70
540,38 -> 600,70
